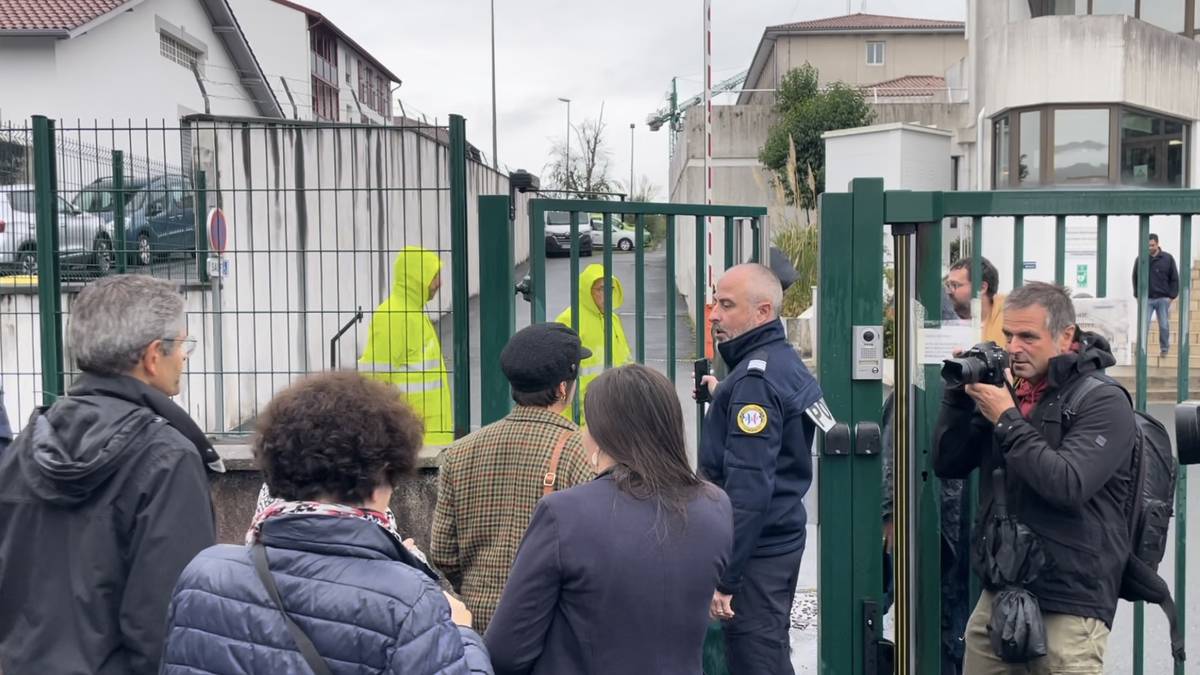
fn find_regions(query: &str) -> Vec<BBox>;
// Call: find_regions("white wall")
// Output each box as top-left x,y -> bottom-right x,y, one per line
226,0 -> 311,121
0,0 -> 258,127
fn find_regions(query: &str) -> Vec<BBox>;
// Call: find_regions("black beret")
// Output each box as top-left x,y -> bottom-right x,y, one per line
501,323 -> 593,393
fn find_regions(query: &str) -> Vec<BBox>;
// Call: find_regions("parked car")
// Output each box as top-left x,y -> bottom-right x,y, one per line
72,174 -> 196,266
589,219 -> 637,251
545,211 -> 594,257
0,184 -> 114,276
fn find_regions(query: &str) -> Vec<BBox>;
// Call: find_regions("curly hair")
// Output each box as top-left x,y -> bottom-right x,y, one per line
254,371 -> 424,504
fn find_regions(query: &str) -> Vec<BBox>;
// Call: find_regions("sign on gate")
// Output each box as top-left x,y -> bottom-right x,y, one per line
208,207 -> 228,254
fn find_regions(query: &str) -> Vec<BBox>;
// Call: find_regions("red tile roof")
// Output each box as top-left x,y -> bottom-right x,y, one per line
770,13 -> 964,32
860,75 -> 947,97
0,0 -> 129,31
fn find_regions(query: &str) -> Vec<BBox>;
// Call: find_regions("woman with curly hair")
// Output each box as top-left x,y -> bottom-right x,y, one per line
484,364 -> 732,674
160,372 -> 492,674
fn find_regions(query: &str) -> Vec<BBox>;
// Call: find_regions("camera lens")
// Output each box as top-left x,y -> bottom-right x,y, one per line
862,330 -> 875,342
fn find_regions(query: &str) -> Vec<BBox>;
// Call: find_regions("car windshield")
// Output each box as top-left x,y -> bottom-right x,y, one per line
72,185 -> 140,213
8,190 -> 36,213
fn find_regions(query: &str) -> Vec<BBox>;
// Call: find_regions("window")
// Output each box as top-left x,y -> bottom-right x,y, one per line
1090,0 -> 1136,14
1054,108 -> 1110,184
993,104 -> 1187,188
357,59 -> 390,116
866,41 -> 885,65
160,32 -> 202,74
313,80 -> 338,121
994,117 -> 1011,187
1018,110 -> 1041,185
311,28 -> 338,85
1141,1 -> 1187,32
1032,0 -> 1198,36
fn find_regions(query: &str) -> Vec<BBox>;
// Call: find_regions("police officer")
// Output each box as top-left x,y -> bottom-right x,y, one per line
698,263 -> 829,675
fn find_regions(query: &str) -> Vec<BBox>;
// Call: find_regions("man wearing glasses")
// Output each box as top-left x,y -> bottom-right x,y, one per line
944,256 -> 1006,345
0,274 -> 219,675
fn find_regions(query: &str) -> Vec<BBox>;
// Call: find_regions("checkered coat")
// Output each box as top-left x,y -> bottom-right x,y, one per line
431,406 -> 593,632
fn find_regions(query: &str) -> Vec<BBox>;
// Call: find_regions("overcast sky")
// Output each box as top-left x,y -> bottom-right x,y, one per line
297,0 -> 964,199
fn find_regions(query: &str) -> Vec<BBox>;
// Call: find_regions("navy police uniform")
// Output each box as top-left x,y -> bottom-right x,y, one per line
699,318 -> 828,675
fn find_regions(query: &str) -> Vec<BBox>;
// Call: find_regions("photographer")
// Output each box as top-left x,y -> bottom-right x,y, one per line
933,282 -> 1134,674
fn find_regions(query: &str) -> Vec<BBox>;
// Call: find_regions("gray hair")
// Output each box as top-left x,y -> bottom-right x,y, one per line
1005,282 -> 1076,335
68,275 -> 186,376
737,263 -> 784,318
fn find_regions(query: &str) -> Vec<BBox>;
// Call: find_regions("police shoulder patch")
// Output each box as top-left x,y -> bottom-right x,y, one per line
736,404 -> 768,434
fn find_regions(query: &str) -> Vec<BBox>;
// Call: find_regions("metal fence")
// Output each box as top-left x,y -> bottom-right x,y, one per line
0,113 -> 511,443
818,178 -> 1200,675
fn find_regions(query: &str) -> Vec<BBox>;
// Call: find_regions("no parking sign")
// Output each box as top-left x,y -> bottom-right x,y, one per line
208,208 -> 228,254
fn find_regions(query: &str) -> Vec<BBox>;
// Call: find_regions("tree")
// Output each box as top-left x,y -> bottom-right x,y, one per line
758,64 -> 873,210
544,103 -> 615,199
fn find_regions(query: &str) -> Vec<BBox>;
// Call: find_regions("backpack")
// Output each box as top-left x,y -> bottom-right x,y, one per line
1061,374 -> 1185,664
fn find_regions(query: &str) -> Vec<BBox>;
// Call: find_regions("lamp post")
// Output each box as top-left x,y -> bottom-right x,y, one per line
629,122 -> 635,200
490,0 -> 498,169
557,97 -> 571,191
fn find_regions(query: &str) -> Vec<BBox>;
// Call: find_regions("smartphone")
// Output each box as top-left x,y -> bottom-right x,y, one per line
694,358 -> 712,404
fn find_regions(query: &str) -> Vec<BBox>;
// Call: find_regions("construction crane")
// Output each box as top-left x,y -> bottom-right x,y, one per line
645,70 -> 747,133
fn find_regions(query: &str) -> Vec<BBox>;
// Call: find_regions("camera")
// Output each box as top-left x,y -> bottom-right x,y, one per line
941,341 -> 1009,388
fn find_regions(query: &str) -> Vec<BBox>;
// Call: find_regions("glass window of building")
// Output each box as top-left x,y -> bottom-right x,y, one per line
994,117 -> 1011,187
1052,0 -> 1087,14
1018,111 -> 1042,185
1139,1 -> 1187,32
1121,111 -> 1186,186
866,41 -> 885,65
1090,0 -> 1136,15
1054,109 -> 1110,184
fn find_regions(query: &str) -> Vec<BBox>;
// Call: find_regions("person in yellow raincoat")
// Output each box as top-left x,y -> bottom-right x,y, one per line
554,264 -> 632,424
359,246 -> 453,446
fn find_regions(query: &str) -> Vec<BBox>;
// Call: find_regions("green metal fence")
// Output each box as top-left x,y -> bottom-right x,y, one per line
476,195 -> 767,442
1,113 -> 478,443
819,178 -> 1199,674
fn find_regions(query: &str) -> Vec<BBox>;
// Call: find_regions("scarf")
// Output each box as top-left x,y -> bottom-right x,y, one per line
1014,377 -> 1048,418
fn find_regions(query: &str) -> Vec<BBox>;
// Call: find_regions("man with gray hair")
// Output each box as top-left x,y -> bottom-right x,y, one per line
0,274 -> 219,675
698,263 -> 828,674
934,282 -> 1134,673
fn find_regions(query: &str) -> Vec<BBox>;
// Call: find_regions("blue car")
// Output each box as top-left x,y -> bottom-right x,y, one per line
72,174 -> 196,266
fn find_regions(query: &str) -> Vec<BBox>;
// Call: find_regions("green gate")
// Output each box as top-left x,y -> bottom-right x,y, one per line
819,178 -> 1199,674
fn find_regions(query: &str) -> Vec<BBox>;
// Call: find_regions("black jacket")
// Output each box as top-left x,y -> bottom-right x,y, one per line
698,319 -> 822,593
932,332 -> 1134,626
485,472 -> 732,675
1131,251 -> 1179,299
0,374 -> 216,675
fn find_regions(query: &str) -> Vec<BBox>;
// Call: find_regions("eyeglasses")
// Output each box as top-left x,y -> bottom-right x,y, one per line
162,337 -> 198,356
944,280 -> 969,291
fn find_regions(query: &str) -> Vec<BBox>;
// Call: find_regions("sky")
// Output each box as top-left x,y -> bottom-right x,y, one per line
296,0 -> 965,200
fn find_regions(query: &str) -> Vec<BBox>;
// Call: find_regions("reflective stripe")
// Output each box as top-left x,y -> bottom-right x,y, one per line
581,363 -> 606,377
359,359 -> 442,373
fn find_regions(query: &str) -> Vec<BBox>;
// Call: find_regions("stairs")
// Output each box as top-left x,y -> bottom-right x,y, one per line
1110,263 -> 1200,402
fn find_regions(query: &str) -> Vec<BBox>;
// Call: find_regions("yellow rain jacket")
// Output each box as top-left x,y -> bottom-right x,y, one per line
359,247 -> 453,446
554,264 -> 632,423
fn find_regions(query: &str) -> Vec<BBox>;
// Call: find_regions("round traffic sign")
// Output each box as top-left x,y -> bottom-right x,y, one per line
208,207 -> 228,254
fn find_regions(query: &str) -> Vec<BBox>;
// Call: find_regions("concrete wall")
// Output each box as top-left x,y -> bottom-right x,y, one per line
0,0 -> 258,125
744,32 -> 967,104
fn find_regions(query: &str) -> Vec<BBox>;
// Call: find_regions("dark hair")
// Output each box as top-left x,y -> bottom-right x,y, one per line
1150,233 -> 1160,243
1006,281 -> 1076,335
949,256 -> 1000,299
583,364 -> 706,525
255,372 -> 424,504
511,378 -> 575,407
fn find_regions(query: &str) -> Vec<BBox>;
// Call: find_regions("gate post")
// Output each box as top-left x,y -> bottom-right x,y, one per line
478,194 -> 514,426
449,114 -> 471,438
33,115 -> 63,405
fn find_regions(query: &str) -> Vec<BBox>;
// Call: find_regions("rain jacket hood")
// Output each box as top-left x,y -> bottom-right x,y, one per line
554,264 -> 632,423
360,247 -> 453,446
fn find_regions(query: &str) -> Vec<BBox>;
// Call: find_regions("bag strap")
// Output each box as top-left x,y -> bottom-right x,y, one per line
252,543 -> 333,675
543,430 -> 573,496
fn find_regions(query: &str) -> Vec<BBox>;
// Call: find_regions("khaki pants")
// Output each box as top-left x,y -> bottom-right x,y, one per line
963,590 -> 1109,675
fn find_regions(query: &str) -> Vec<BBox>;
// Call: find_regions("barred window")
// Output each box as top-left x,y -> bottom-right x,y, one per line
160,32 -> 203,75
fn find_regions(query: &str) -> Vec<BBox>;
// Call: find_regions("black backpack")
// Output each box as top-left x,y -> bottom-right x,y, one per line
1061,374 -> 1185,664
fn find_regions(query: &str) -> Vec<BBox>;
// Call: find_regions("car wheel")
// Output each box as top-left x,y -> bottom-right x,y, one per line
93,234 -> 114,274
18,248 -> 37,276
137,233 -> 153,266
618,238 -> 633,251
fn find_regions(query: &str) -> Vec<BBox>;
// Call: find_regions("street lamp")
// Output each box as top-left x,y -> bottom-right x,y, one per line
629,122 -> 635,201
558,97 -> 571,192
490,0 -> 498,169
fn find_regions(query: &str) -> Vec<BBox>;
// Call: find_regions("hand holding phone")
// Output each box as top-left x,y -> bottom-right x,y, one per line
694,358 -> 713,404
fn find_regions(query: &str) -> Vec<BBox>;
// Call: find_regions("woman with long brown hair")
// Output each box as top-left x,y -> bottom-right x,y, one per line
485,364 -> 732,674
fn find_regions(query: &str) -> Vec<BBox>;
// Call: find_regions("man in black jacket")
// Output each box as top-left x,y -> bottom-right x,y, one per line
0,275 -> 220,675
1130,233 -> 1180,357
933,282 -> 1134,674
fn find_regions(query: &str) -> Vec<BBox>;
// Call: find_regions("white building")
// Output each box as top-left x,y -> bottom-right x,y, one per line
230,0 -> 400,124
0,0 -> 280,125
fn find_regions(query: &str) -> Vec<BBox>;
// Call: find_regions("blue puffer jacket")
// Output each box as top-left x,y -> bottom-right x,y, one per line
160,514 -> 492,674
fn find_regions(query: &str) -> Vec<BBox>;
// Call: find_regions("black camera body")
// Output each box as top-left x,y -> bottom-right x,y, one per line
941,341 -> 1009,388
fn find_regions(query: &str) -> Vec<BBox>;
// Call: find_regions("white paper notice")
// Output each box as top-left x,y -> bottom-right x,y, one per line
920,323 -> 977,365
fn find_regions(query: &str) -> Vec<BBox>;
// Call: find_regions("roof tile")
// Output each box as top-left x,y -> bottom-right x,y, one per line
859,75 -> 947,97
0,0 -> 127,31
770,13 -> 964,32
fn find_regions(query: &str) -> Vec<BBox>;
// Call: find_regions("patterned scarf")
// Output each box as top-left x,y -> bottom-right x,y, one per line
245,499 -> 403,547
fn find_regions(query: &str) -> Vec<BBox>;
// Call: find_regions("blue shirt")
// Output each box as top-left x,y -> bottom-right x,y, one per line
698,319 -> 823,593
